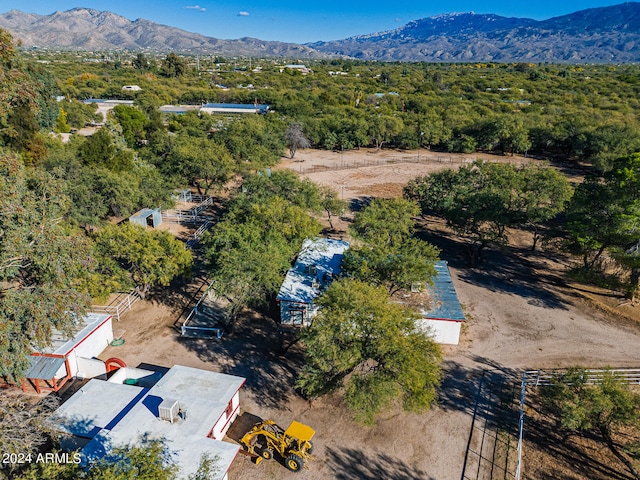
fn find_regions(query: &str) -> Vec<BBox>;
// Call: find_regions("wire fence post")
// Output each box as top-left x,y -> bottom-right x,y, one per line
515,371 -> 526,480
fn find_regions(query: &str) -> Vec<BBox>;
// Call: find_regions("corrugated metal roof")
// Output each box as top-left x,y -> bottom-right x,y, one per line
25,356 -> 65,380
422,260 -> 466,321
276,238 -> 350,304
202,103 -> 269,109
36,313 -> 112,356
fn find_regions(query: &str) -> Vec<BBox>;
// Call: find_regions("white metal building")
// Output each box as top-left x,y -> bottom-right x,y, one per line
200,103 -> 270,115
51,365 -> 245,480
415,260 -> 466,345
276,237 -> 349,327
22,313 -> 114,393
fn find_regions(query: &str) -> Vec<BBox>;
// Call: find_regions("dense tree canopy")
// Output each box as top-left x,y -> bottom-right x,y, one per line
296,279 -> 442,425
405,161 -> 572,263
95,223 -> 193,298
0,152 -> 93,379
203,171 -> 322,316
343,198 -> 439,294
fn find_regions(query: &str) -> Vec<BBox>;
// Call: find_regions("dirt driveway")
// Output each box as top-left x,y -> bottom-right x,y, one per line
95,150 -> 640,480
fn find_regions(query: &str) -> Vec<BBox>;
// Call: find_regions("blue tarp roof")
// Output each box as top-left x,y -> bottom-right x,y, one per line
423,260 -> 465,321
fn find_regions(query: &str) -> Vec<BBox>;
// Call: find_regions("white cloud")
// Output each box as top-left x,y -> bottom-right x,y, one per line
186,5 -> 206,12
237,11 -> 250,16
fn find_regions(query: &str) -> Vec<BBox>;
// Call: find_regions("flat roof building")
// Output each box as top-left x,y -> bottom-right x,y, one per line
52,365 -> 245,480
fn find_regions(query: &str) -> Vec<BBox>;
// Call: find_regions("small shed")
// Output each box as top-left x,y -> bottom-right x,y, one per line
276,238 -> 349,327
129,208 -> 162,228
22,313 -> 114,393
415,260 -> 466,345
51,365 -> 245,480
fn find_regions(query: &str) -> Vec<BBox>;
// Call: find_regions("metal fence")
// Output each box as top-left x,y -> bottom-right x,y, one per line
295,154 -> 530,174
92,288 -> 142,322
461,370 -> 520,480
186,221 -> 213,249
513,368 -> 640,480
162,196 -> 214,224
180,280 -> 226,339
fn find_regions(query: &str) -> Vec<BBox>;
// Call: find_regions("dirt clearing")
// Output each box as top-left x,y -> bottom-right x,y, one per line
83,148 -> 640,479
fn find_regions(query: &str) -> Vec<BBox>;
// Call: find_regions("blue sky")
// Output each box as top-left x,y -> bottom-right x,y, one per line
1,1 -> 630,43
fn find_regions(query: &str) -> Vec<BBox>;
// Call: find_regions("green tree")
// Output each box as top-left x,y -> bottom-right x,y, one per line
159,53 -> 187,78
343,197 -> 439,294
96,223 -> 193,298
405,161 -> 521,265
367,114 -> 403,150
113,105 -> 148,148
0,30 -> 39,149
319,186 -> 348,231
342,238 -> 439,296
63,100 -> 102,129
0,152 -> 92,379
54,107 -> 71,133
514,165 -> 573,250
419,111 -> 452,150
204,196 -> 321,316
543,368 -> 640,479
166,135 -> 233,195
351,197 -> 420,247
296,279 -> 442,425
132,53 -> 150,71
566,154 -> 640,270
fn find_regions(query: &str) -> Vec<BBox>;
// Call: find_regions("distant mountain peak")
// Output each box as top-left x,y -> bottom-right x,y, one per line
430,12 -> 476,20
1,3 -> 640,62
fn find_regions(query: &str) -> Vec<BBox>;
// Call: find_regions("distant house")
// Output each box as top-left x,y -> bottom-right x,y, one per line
276,238 -> 349,327
282,64 -> 311,75
51,365 -> 245,480
200,103 -> 269,115
122,85 -> 141,91
22,313 -> 114,394
414,260 -> 466,345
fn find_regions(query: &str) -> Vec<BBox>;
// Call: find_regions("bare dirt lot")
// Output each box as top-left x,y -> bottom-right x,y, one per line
89,149 -> 640,480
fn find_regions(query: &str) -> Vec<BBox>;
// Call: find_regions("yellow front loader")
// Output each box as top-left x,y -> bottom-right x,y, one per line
239,419 -> 315,472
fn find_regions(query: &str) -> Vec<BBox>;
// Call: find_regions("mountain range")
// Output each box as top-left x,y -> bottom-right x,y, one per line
1,3 -> 640,62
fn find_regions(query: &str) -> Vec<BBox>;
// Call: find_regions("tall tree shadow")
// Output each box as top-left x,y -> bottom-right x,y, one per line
326,446 -> 436,480
178,311 -> 305,409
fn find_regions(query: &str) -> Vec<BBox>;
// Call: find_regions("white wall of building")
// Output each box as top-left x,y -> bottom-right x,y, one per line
210,390 -> 241,440
70,318 -> 114,376
76,357 -> 107,380
416,319 -> 461,345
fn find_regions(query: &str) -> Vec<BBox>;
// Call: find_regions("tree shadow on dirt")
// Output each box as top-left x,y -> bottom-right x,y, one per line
415,223 -> 570,310
178,311 -> 305,409
439,358 -> 521,427
523,391 -> 635,480
325,446 -> 436,480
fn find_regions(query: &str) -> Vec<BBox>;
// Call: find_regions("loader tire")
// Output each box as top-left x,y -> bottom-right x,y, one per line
285,453 -> 304,472
260,448 -> 274,460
